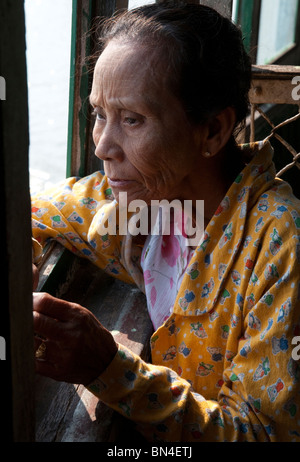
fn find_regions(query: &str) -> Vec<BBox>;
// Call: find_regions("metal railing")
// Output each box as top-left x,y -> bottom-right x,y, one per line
248,64 -> 300,177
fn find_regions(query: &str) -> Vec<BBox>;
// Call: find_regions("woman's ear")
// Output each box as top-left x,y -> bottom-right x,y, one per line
205,107 -> 236,157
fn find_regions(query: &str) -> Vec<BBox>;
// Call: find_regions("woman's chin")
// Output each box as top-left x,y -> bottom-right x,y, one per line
110,185 -> 150,206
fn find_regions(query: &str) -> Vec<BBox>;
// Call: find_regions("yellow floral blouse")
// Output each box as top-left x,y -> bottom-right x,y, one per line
32,141 -> 300,442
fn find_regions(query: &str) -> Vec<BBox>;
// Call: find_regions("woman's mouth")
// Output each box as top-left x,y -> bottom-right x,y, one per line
108,178 -> 135,188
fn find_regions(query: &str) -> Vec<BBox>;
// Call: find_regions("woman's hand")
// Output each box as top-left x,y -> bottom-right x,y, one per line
33,292 -> 118,386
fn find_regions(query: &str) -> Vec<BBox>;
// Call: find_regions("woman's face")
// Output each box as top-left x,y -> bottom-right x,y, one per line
90,40 -> 204,204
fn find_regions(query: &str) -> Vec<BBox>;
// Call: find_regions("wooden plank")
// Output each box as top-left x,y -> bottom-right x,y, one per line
252,64 -> 300,79
249,79 -> 300,105
67,0 -> 123,179
249,65 -> 300,105
200,0 -> 233,18
116,0 -> 129,10
0,0 -> 35,442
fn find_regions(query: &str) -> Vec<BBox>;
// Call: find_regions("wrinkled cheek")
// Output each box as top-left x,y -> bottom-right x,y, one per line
138,151 -> 175,187
129,159 -> 161,195
128,143 -> 177,198
139,171 -> 169,199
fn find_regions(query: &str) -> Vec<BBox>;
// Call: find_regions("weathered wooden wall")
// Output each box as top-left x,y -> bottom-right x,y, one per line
67,0 -> 129,179
0,0 -> 35,442
200,0 -> 233,18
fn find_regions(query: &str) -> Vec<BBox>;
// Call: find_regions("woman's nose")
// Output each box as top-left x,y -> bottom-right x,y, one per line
94,125 -> 124,162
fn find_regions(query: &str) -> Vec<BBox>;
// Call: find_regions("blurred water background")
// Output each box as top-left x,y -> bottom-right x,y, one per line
25,0 -> 72,194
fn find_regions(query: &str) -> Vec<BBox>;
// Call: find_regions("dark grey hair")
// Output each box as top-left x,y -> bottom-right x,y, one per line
99,1 -> 252,131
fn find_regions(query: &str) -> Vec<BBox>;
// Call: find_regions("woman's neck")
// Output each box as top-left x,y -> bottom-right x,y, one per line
184,141 -> 245,229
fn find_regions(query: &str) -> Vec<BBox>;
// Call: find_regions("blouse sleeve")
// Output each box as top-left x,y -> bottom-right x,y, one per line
31,173 -> 135,285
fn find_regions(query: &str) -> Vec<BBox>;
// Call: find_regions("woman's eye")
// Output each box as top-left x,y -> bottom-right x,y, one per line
124,113 -> 144,127
125,117 -> 138,126
92,109 -> 105,121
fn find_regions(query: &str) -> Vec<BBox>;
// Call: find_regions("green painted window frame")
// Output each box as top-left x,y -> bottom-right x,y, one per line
234,0 -> 300,65
66,0 -> 128,180
66,0 -> 96,179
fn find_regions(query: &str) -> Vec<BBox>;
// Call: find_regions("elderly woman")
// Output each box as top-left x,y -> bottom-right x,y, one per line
32,3 -> 300,442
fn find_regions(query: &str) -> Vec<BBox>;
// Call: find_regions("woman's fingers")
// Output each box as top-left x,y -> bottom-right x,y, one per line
33,292 -> 79,321
33,311 -> 63,341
